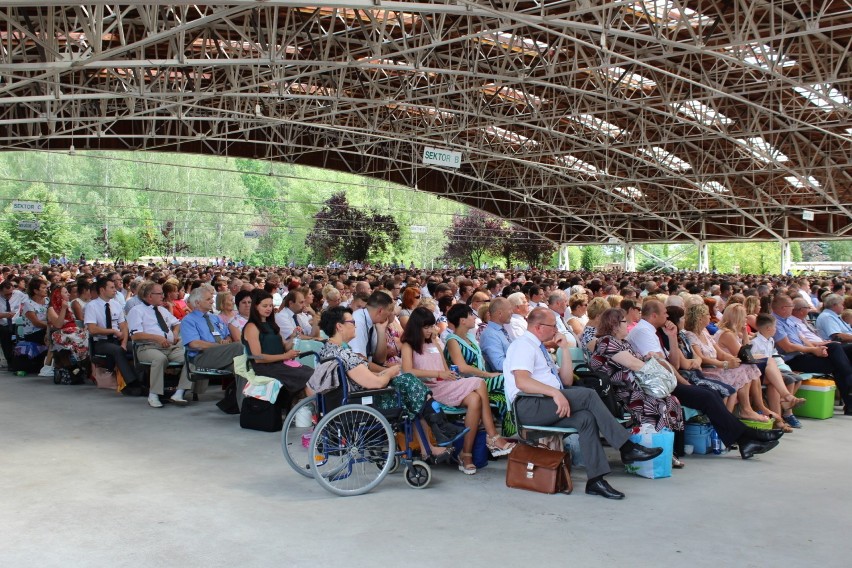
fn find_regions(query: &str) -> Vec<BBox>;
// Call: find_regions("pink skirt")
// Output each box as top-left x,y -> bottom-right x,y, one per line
425,376 -> 484,407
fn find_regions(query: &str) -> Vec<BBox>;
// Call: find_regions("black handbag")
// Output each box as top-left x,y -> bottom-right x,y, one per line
573,364 -> 623,419
738,344 -> 756,364
239,396 -> 283,432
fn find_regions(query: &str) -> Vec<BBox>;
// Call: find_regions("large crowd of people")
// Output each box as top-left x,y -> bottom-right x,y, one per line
4,257 -> 852,499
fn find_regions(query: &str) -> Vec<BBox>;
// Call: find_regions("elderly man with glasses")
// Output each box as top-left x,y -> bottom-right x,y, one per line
772,294 -> 852,415
503,307 -> 662,500
128,280 -> 191,408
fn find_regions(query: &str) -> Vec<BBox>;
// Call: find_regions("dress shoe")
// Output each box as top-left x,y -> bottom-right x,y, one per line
121,384 -> 144,397
741,427 -> 783,443
739,439 -> 779,460
585,478 -> 625,500
620,443 -> 663,464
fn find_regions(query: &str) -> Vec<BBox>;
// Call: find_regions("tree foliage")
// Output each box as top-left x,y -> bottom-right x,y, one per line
305,192 -> 401,262
0,183 -> 76,263
510,228 -> 557,268
580,246 -> 603,270
442,211 -> 507,268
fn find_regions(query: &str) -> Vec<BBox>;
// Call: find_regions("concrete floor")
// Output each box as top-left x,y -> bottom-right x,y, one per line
1,372 -> 850,568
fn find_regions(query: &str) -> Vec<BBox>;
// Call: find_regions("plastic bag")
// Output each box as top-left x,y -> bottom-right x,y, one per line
624,425 -> 674,479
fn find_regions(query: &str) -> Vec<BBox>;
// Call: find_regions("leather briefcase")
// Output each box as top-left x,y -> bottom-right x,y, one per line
505,442 -> 573,495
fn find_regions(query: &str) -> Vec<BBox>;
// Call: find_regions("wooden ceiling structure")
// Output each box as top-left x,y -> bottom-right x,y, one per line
0,1 -> 850,246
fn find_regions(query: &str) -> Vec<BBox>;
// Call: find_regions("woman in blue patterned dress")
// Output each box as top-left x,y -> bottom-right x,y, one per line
443,303 -> 515,436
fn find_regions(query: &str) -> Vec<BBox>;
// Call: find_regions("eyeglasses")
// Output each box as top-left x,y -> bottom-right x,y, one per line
340,320 -> 356,326
538,323 -> 557,328
150,292 -> 164,296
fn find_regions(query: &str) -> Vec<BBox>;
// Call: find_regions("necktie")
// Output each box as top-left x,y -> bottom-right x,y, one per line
204,313 -> 223,344
4,297 -> 11,329
500,326 -> 512,343
153,306 -> 169,336
292,311 -> 300,333
366,313 -> 374,359
105,302 -> 113,334
539,343 -> 560,380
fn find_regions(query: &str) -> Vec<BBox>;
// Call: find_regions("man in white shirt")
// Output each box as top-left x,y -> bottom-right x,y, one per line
546,290 -> 577,347
625,299 -> 681,368
84,275 -> 142,396
504,307 -> 662,500
108,272 -> 127,309
128,281 -> 191,408
0,280 -> 26,369
506,292 -> 530,340
790,298 -> 831,345
275,290 -> 318,343
350,291 -> 393,372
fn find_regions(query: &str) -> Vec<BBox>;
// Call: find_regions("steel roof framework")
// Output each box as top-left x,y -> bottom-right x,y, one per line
0,1 -> 849,246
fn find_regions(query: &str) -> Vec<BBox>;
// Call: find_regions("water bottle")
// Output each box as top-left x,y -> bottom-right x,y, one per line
294,404 -> 313,427
709,427 -> 726,455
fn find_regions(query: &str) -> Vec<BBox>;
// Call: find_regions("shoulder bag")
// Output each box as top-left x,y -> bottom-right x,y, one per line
634,357 -> 677,399
506,442 -> 573,495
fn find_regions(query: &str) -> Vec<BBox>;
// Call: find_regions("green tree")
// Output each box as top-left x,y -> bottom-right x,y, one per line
306,192 -> 401,262
580,246 -> 603,270
0,183 -> 77,263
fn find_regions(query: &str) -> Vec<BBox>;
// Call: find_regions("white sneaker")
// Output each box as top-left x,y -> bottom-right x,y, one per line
169,393 -> 188,406
148,395 -> 163,408
38,365 -> 54,377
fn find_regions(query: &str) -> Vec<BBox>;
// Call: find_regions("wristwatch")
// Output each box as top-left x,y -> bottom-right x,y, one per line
723,361 -> 729,370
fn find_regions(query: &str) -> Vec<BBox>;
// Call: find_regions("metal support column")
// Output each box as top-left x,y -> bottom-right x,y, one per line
558,244 -> 570,270
780,240 -> 792,274
624,244 -> 636,272
698,241 -> 709,272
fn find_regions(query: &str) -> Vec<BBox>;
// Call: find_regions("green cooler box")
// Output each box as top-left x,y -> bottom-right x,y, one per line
796,379 -> 836,419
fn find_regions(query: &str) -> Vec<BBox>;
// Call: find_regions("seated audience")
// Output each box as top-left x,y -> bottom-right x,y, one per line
401,307 -> 514,475
127,281 -> 191,408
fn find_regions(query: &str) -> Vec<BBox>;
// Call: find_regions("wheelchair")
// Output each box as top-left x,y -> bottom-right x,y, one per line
281,357 -> 435,496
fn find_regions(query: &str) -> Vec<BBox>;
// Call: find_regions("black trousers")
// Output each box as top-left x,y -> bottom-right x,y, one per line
673,383 -> 746,447
93,340 -> 139,385
0,327 -> 16,370
786,343 -> 852,406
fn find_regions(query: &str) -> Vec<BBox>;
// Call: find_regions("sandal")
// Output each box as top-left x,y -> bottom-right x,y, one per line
774,417 -> 794,434
672,456 -> 686,469
486,435 -> 516,458
782,395 -> 807,409
458,452 -> 477,475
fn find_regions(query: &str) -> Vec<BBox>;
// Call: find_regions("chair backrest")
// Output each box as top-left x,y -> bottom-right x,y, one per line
296,339 -> 326,368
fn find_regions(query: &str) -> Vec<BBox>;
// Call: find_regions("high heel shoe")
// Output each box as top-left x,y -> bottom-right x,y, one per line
458,452 -> 476,475
486,435 -> 516,458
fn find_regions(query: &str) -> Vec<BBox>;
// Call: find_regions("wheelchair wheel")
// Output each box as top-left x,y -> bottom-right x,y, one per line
309,404 -> 396,496
404,460 -> 431,489
281,395 -> 318,478
375,454 -> 401,474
